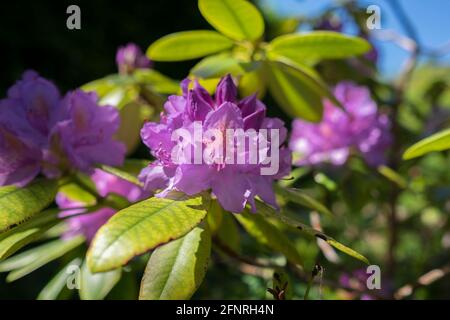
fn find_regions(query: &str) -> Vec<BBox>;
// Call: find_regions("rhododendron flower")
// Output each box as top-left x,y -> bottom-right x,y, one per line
57,169 -> 146,242
139,75 -> 291,213
47,90 -> 126,177
0,71 -> 125,186
116,43 -> 152,74
289,82 -> 391,167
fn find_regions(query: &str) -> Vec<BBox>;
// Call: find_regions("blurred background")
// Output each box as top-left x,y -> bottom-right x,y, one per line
1,0 -> 449,299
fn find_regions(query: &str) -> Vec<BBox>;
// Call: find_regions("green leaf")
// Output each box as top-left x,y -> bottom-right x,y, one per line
255,200 -> 369,265
87,193 -> 208,272
267,31 -> 371,62
1,236 -> 85,282
0,209 -> 59,260
133,69 -> 180,94
274,186 -> 333,217
265,60 -> 325,121
99,163 -> 144,187
0,179 -> 58,232
206,199 -> 224,234
139,227 -> 211,300
147,31 -> 234,61
198,0 -> 264,41
217,212 -> 241,253
377,165 -> 408,189
58,183 -> 97,205
82,74 -> 135,98
37,258 -> 82,300
191,53 -> 245,78
234,210 -> 303,266
79,260 -> 122,300
403,128 -> 450,160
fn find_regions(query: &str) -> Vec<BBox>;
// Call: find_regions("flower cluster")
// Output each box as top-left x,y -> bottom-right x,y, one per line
0,71 -> 125,187
139,75 -> 291,213
57,169 -> 147,242
116,43 -> 152,74
289,82 -> 391,167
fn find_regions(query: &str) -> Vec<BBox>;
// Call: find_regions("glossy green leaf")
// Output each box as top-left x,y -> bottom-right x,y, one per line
1,236 -> 85,282
133,69 -> 180,94
267,31 -> 371,62
147,31 -> 234,61
191,53 -> 245,78
87,193 -> 208,272
80,260 -> 122,300
234,211 -> 303,266
0,179 -> 58,232
0,209 -> 59,260
403,128 -> 450,160
139,227 -> 211,300
37,258 -> 82,300
275,186 -> 333,217
255,200 -> 369,265
265,60 -> 325,121
198,0 -> 264,41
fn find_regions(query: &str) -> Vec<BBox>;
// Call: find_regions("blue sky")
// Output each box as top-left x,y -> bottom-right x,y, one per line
261,0 -> 450,77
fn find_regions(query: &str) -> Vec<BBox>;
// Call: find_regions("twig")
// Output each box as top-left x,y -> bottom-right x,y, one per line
395,263 -> 450,299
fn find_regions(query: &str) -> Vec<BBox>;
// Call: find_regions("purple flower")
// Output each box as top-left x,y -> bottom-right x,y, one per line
116,43 -> 152,74
47,90 -> 126,177
139,75 -> 291,213
0,71 -> 126,186
58,169 -> 146,242
289,82 -> 391,167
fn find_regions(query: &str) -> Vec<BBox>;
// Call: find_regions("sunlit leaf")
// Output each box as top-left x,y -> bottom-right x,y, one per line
1,236 -> 85,282
275,186 -> 333,217
37,258 -> 82,300
191,53 -> 245,78
403,128 -> 450,160
0,209 -> 59,260
139,227 -> 211,300
267,31 -> 371,62
198,0 -> 264,41
147,31 -> 234,61
99,164 -> 144,187
0,179 -> 58,232
79,260 -> 122,300
265,60 -> 325,121
87,193 -> 208,272
133,69 -> 180,94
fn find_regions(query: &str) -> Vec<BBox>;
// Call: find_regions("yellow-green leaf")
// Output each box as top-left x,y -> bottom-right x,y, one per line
198,0 -> 264,41
0,209 -> 59,260
139,227 -> 211,300
191,53 -> 245,78
267,31 -> 371,62
37,258 -> 82,300
0,179 -> 58,232
147,30 -> 234,61
403,128 -> 450,160
87,193 -> 208,272
80,260 -> 122,300
265,60 -> 324,122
